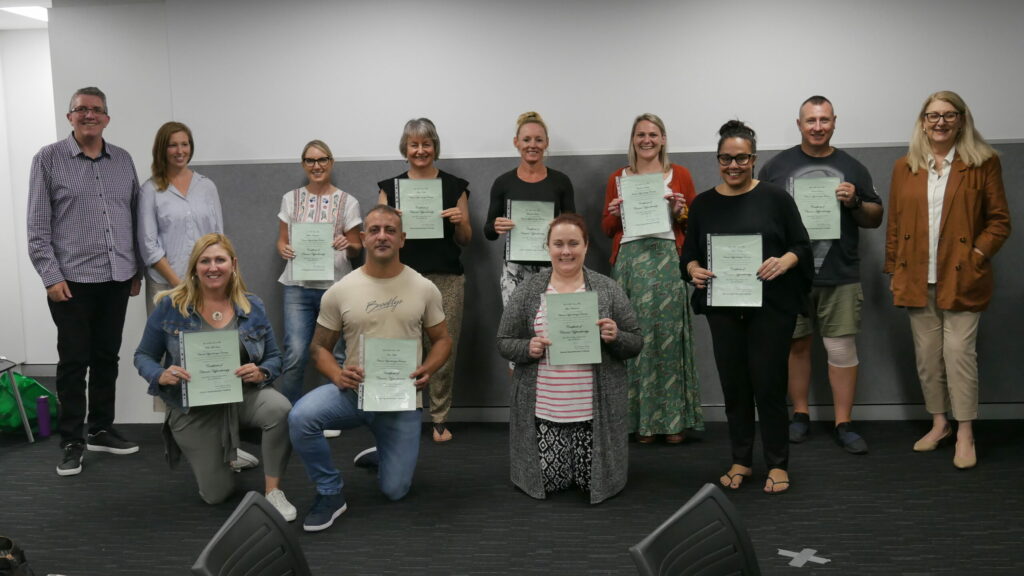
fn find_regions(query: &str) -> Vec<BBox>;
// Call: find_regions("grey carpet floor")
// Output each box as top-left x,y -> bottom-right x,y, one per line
2,419 -> 1022,575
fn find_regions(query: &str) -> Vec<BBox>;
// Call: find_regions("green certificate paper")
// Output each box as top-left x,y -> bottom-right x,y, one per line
707,234 -> 763,307
793,177 -> 841,240
396,178 -> 444,240
359,337 -> 418,412
545,292 -> 601,366
506,200 -> 554,262
618,172 -> 671,237
291,222 -> 334,281
179,329 -> 242,408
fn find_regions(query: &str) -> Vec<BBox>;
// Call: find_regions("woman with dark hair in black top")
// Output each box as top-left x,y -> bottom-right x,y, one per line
378,118 -> 471,443
681,120 -> 811,495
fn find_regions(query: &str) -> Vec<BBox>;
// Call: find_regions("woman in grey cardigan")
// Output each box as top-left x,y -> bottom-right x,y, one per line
497,214 -> 642,503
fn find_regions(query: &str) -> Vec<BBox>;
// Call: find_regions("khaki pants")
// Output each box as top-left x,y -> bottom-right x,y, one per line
423,273 -> 464,424
907,286 -> 980,421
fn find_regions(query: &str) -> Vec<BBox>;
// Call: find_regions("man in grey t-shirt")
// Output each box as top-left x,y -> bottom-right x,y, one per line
759,96 -> 883,455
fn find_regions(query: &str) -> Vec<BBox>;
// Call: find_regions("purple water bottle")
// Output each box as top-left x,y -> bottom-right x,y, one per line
36,396 -> 51,438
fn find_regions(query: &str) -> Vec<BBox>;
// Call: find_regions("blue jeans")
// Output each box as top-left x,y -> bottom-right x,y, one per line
279,285 -> 346,404
288,383 -> 422,499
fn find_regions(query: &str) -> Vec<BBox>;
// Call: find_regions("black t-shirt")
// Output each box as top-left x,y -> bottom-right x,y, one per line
484,168 -> 576,263
379,170 -> 470,275
758,146 -> 880,285
680,182 -> 812,316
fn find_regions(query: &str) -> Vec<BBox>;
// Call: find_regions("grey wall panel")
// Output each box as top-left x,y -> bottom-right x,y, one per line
199,143 -> 1023,415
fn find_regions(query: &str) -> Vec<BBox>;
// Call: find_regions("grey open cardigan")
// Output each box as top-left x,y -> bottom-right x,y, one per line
497,267 -> 642,503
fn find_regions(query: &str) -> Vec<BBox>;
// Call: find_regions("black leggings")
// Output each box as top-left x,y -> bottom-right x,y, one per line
706,307 -> 796,470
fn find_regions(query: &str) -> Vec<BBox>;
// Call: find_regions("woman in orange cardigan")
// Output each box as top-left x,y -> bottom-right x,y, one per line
885,90 -> 1011,469
601,113 -> 704,444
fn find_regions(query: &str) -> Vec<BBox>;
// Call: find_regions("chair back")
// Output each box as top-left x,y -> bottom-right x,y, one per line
191,491 -> 311,576
629,483 -> 760,576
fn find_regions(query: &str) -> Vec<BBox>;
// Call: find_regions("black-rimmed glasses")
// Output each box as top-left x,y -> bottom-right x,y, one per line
302,157 -> 331,167
923,111 -> 960,124
716,153 -> 755,166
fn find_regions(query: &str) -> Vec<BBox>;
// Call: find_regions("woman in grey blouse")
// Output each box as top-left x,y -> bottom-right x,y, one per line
138,121 -> 223,311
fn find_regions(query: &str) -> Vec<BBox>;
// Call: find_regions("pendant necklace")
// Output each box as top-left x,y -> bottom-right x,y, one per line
212,311 -> 223,321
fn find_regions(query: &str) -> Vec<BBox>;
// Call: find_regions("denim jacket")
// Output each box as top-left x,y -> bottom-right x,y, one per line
134,293 -> 282,413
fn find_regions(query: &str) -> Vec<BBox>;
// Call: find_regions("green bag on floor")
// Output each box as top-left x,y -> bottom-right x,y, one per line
0,372 -> 58,434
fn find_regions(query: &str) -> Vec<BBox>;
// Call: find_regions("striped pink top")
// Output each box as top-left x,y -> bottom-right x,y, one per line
533,284 -> 594,423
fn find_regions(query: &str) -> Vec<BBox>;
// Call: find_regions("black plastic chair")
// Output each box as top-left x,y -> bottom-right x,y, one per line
191,491 -> 312,576
629,483 -> 761,576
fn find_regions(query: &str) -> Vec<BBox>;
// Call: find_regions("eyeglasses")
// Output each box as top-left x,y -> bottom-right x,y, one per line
923,111 -> 960,124
716,153 -> 755,166
70,106 -> 107,116
302,157 -> 331,167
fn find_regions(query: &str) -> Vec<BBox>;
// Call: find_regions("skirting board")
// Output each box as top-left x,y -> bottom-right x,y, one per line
19,364 -> 1024,422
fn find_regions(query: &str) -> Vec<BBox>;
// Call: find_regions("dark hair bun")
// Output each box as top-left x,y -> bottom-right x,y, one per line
718,119 -> 754,138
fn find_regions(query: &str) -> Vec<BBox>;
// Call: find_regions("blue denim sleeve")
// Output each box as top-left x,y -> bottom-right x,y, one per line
134,302 -> 172,396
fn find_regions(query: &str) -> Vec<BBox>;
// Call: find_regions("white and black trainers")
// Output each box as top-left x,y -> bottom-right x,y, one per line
86,429 -> 139,455
56,442 -> 84,476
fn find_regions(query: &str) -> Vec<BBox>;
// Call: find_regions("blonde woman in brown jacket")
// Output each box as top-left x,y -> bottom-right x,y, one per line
885,90 -> 1011,469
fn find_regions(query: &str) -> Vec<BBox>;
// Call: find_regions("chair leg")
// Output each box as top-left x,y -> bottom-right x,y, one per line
5,366 -> 35,443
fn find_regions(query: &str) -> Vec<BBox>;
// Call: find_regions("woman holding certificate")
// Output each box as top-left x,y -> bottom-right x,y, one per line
681,120 -> 811,495
886,91 -> 1010,469
484,111 -> 576,308
601,113 -> 704,445
138,121 -> 223,311
378,118 -> 471,443
498,214 -> 642,503
276,140 -> 363,406
134,233 -> 297,519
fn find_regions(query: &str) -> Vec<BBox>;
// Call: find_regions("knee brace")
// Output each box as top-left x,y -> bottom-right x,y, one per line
823,335 -> 858,368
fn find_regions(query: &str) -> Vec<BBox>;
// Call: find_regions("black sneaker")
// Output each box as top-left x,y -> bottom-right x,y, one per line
353,446 -> 379,468
789,412 -> 810,443
57,442 -> 84,476
86,429 -> 140,455
834,422 -> 868,455
302,492 -> 347,532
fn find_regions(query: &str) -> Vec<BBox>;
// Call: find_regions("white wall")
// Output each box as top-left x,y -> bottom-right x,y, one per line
0,29 -> 55,364
173,0 -> 1023,161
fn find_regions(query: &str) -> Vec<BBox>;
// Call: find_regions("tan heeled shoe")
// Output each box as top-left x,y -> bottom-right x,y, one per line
953,440 -> 977,469
913,425 -> 952,452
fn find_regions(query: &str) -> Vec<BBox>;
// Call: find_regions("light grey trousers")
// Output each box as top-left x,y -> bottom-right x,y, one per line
167,385 -> 292,504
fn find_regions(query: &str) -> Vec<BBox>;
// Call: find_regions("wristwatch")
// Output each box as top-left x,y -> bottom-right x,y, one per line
850,194 -> 863,210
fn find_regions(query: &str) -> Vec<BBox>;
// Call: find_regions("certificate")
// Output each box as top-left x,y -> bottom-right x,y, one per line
793,177 -> 841,240
179,329 -> 242,408
290,222 -> 334,281
505,200 -> 554,262
359,337 -> 418,412
707,234 -> 763,307
545,292 -> 601,366
395,178 -> 444,240
618,172 -> 671,237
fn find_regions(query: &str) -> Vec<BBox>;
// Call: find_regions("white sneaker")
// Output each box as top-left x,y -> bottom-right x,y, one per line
230,448 -> 260,472
265,489 -> 297,522
323,429 -> 341,438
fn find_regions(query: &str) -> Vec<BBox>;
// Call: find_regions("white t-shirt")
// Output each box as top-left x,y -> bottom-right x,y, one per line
277,186 -> 362,289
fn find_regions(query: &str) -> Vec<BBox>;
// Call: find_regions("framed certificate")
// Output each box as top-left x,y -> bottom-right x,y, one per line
545,292 -> 601,365
179,329 -> 242,408
505,200 -> 554,262
290,222 -> 334,281
359,337 -> 418,412
617,172 -> 671,237
707,234 -> 763,307
793,177 -> 841,240
395,178 -> 444,240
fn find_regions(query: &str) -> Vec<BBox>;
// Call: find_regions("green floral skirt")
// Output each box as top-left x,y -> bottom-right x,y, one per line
614,238 -> 704,435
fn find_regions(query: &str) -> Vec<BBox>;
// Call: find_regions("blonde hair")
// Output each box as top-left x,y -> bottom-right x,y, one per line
150,122 -> 194,191
906,90 -> 996,173
627,113 -> 669,174
155,233 -> 251,317
515,111 -> 548,138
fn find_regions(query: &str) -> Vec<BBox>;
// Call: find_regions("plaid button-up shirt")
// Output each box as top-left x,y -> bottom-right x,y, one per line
28,133 -> 141,287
